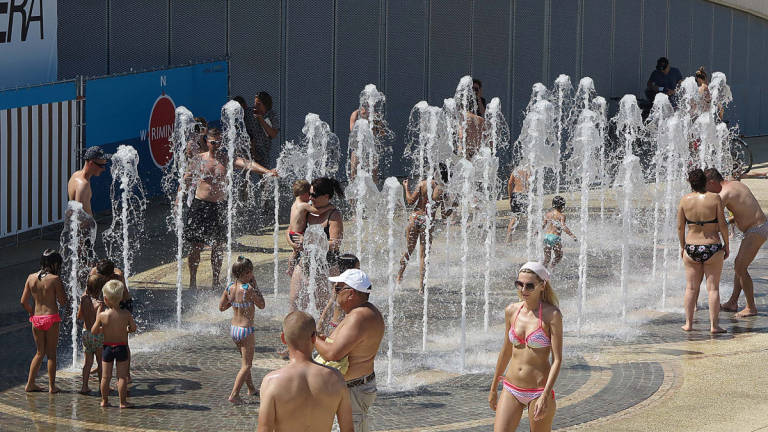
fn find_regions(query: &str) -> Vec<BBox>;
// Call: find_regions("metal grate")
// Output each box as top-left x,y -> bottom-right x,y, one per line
471,0 -> 511,113
334,0 -> 381,144
691,1 -> 714,75
427,0 -> 472,105
384,0 -> 427,175
548,0 -> 578,85
711,4 -> 732,76
511,0 -> 546,138
57,0 -> 108,79
109,0 -> 169,73
170,0 -> 227,65
611,0 -> 642,98
667,0 -> 692,77
283,0 -> 334,145
580,0 -> 613,96
228,0 -> 282,163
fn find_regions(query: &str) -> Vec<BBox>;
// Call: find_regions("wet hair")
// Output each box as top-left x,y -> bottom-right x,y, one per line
282,311 -> 316,348
232,96 -> 247,109
86,274 -> 107,298
103,280 -> 125,305
256,91 -> 273,111
231,256 -> 254,281
695,66 -> 707,82
552,195 -> 566,210
338,253 -> 360,273
207,127 -> 221,138
472,78 -> 482,88
311,177 -> 344,199
704,167 -> 724,182
194,117 -> 208,128
688,168 -> 707,193
292,179 -> 310,197
518,268 -> 559,307
96,259 -> 115,277
40,249 -> 62,277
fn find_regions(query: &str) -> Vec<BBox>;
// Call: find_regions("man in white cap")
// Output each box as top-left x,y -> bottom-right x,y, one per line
314,269 -> 384,432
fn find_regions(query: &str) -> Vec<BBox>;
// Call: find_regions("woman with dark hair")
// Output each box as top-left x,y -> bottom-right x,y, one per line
677,168 -> 729,333
490,262 -> 563,431
20,249 -> 68,393
289,178 -> 345,320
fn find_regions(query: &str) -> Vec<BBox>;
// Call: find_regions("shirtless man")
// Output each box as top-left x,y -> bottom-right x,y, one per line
396,173 -> 452,293
68,146 -> 110,216
457,111 -> 484,159
506,165 -> 531,243
315,269 -> 384,432
182,128 -> 277,289
20,249 -> 68,393
258,311 -> 353,432
705,168 -> 767,317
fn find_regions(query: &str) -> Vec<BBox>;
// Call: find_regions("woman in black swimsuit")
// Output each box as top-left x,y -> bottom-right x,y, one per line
288,178 -> 344,327
677,168 -> 729,333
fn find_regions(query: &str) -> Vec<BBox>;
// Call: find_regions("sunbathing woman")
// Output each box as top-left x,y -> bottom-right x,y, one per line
489,262 -> 563,431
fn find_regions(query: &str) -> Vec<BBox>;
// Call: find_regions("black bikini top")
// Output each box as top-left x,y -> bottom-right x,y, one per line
685,217 -> 718,225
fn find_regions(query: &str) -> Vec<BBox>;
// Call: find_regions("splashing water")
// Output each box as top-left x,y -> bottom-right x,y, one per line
163,106 -> 198,326
646,94 -> 674,281
382,177 -> 404,385
552,75 -> 573,193
60,200 -> 96,368
103,145 -> 146,290
221,101 -> 253,288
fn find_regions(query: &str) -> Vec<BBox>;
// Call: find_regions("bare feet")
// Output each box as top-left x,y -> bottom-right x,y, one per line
228,395 -> 243,405
79,387 -> 90,395
90,367 -> 99,375
25,384 -> 43,392
735,308 -> 758,317
711,327 -> 727,334
48,386 -> 60,394
247,389 -> 259,397
720,302 -> 738,312
120,402 -> 133,409
100,401 -> 111,407
681,324 -> 693,331
396,273 -> 404,285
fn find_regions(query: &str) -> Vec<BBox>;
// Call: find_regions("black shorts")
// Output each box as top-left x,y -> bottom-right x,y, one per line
103,344 -> 129,363
183,198 -> 227,245
510,193 -> 528,214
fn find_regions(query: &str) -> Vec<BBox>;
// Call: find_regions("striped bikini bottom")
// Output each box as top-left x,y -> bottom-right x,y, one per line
230,325 -> 255,344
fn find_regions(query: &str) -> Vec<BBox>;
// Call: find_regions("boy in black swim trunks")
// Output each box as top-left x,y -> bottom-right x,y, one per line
92,280 -> 136,408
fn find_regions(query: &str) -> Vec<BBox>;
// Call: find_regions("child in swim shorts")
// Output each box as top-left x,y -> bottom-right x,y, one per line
286,179 -> 331,276
78,274 -> 107,394
92,280 -> 137,408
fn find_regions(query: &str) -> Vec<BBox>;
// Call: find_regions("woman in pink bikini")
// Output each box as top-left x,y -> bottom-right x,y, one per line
20,249 -> 68,393
489,261 -> 563,431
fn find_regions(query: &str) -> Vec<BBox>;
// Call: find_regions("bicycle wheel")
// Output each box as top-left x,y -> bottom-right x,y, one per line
730,137 -> 753,178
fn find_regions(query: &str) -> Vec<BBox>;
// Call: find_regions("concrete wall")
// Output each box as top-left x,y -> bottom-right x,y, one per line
57,0 -> 768,177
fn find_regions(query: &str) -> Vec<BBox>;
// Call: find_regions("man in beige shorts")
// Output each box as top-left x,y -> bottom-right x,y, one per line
257,311 -> 352,432
315,269 -> 385,432
705,168 -> 767,317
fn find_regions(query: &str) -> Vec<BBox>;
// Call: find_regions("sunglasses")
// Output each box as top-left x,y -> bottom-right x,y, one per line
311,192 -> 327,199
334,284 -> 351,293
514,280 -> 538,291
208,139 -> 220,146
472,87 -> 480,92
93,161 -> 108,168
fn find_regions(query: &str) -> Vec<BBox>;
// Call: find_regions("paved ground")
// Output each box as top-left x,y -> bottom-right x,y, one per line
0,137 -> 766,431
